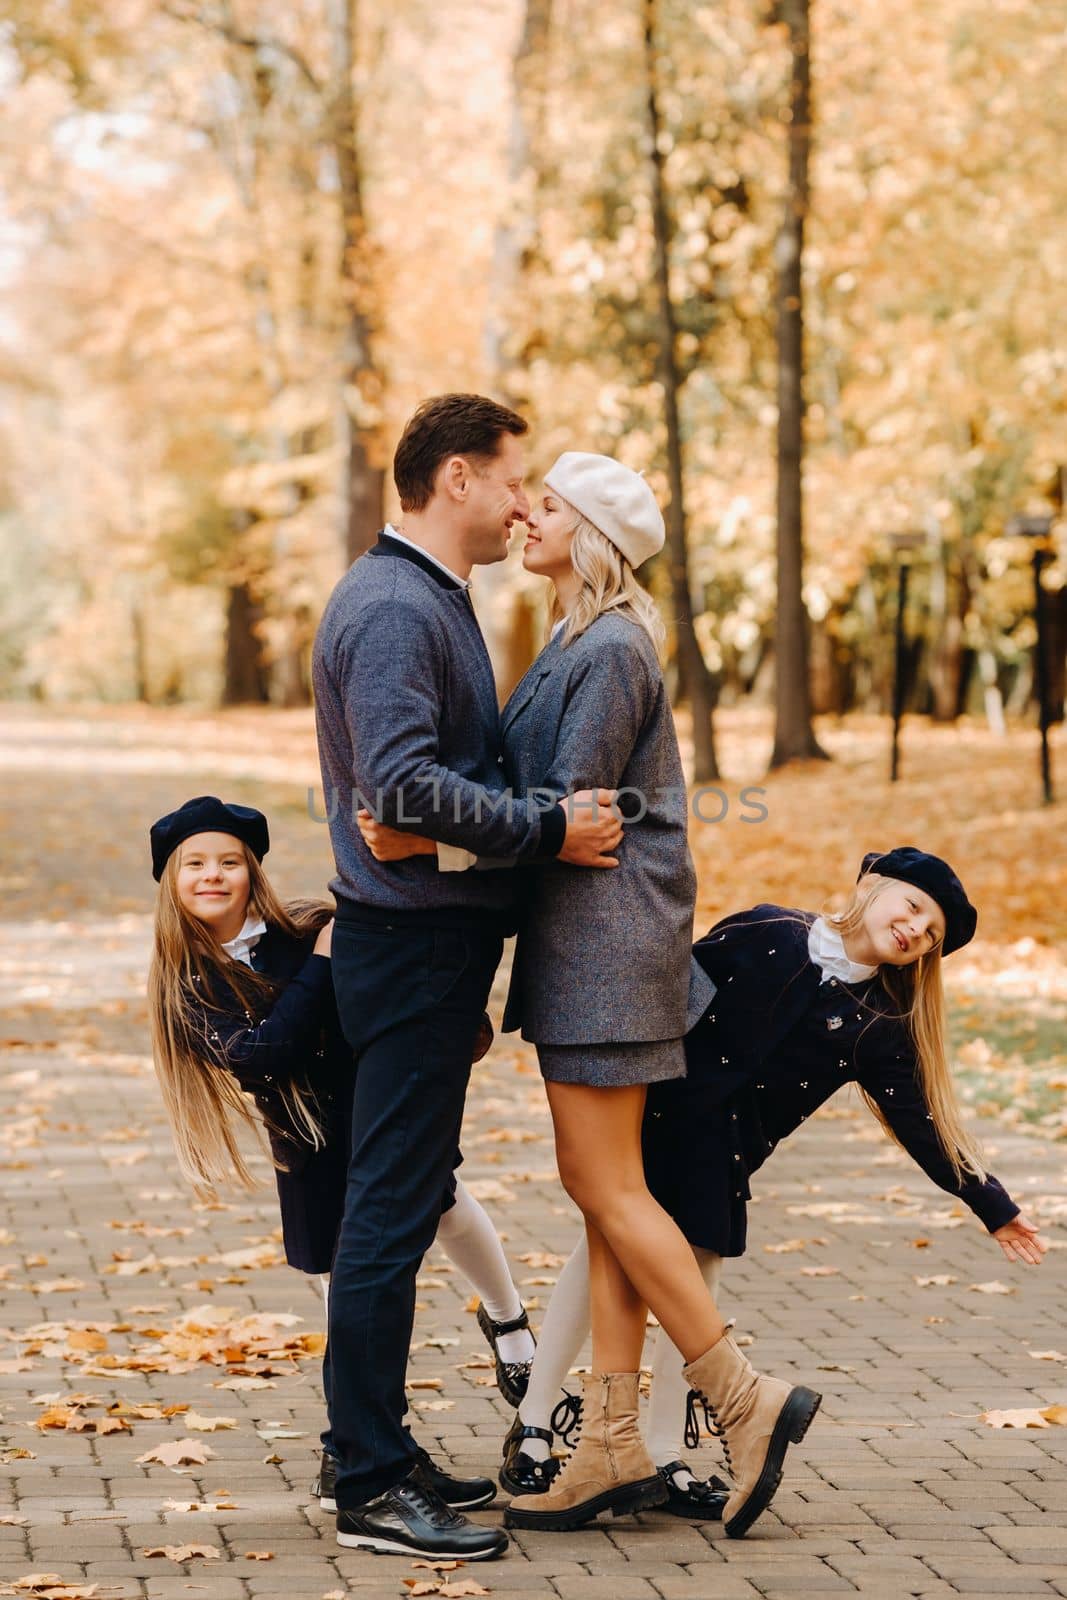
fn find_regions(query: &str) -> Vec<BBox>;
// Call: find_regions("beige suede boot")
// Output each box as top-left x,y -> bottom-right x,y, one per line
504,1372 -> 666,1530
684,1333 -> 821,1539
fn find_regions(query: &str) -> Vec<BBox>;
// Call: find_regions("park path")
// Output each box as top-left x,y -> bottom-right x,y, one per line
0,709 -> 1066,1600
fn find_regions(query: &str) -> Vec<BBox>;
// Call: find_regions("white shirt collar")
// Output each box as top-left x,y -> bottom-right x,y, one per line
222,914 -> 268,968
807,916 -> 878,986
383,524 -> 470,590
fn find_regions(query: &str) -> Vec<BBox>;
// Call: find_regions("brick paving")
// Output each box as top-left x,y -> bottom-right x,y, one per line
1,722 -> 1065,1599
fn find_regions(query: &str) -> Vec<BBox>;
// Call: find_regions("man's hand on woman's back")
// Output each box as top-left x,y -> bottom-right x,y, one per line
557,789 -> 623,868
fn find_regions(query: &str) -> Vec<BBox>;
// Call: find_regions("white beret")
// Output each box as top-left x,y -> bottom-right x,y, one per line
543,452 -> 665,569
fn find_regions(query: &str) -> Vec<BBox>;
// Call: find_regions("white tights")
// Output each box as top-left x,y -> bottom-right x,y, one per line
517,1232 -> 722,1469
314,1178 -> 535,1366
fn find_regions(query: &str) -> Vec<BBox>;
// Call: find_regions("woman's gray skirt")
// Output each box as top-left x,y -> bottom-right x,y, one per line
535,1037 -> 686,1087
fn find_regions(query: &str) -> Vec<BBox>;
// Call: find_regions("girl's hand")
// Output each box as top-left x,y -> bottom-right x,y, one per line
314,918 -> 334,957
992,1212 -> 1047,1266
357,809 -> 437,862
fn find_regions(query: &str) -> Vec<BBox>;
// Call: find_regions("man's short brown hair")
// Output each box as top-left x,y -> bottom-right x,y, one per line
393,393 -> 529,512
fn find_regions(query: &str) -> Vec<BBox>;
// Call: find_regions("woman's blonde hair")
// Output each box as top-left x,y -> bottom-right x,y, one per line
827,874 -> 986,1184
148,842 -> 332,1196
550,510 -> 665,651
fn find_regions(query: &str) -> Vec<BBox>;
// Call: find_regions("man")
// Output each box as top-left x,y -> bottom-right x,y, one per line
312,394 -> 622,1561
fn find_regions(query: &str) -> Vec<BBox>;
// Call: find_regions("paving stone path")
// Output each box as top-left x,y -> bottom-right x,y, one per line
1,721 -> 1065,1600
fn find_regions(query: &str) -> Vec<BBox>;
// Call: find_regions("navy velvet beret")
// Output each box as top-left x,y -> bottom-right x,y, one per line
150,796 -> 270,882
858,846 -> 977,956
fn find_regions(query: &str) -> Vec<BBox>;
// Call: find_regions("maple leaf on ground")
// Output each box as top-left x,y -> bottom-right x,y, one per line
979,1405 -> 1067,1429
1029,1350 -> 1067,1361
184,1412 -> 237,1431
213,1375 -> 275,1390
439,1584 -> 491,1598
799,1266 -> 840,1278
244,1551 -> 274,1560
915,1274 -> 957,1287
142,1545 -> 220,1561
137,1439 -> 215,1467
968,1281 -> 1015,1295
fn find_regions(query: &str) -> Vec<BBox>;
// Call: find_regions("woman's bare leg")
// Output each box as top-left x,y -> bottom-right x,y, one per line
585,1218 -> 646,1373
545,1080 -> 725,1364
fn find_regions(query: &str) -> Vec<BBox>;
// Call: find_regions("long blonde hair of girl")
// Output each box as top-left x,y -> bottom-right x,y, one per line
550,511 -> 666,651
148,845 -> 332,1196
827,873 -> 987,1184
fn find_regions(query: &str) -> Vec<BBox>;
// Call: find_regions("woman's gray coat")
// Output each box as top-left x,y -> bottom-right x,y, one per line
501,613 -> 714,1046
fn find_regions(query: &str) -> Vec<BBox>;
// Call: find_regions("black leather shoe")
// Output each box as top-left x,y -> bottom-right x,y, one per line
476,1303 -> 534,1407
335,1464 -> 508,1560
315,1447 -> 495,1513
312,1449 -> 337,1512
657,1460 -> 729,1519
415,1445 -> 496,1509
499,1414 -> 560,1496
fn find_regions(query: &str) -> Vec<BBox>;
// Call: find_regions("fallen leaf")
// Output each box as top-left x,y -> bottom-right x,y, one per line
979,1405 -> 1067,1429
142,1544 -> 220,1561
137,1439 -> 215,1467
799,1265 -> 839,1278
403,1586 -> 441,1598
968,1281 -> 1015,1296
412,1562 -> 460,1572
243,1552 -> 274,1561
213,1375 -> 275,1390
0,1515 -> 28,1525
1029,1350 -> 1067,1361
915,1274 -> 957,1287
93,1417 -> 131,1436
184,1413 -> 237,1432
406,1377 -> 443,1391
439,1584 -> 490,1598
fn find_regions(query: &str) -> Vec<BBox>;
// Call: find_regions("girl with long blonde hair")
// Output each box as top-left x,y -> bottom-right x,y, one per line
147,795 -> 541,1516
505,848 -> 1045,1517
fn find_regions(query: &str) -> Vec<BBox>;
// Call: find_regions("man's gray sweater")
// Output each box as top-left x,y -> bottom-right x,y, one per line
312,534 -> 564,917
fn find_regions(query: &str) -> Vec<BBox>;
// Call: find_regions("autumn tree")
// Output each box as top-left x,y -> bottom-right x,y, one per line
769,0 -> 828,766
643,0 -> 720,779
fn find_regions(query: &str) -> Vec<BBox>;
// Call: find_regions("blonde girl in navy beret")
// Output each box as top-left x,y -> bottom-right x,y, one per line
147,796 -> 538,1513
506,849 -> 1045,1517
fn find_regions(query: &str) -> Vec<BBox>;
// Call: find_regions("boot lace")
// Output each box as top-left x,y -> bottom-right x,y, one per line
550,1389 -> 584,1448
684,1387 -> 733,1477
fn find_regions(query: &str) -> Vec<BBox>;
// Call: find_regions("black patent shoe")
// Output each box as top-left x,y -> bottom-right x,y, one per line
657,1460 -> 729,1520
415,1445 -> 496,1509
312,1448 -> 337,1512
335,1464 -> 508,1560
476,1302 -> 534,1407
499,1414 -> 560,1496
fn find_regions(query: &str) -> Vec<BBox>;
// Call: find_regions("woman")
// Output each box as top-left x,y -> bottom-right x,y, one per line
358,453 -> 820,1539
146,794 -> 537,1515
503,849 -> 1044,1514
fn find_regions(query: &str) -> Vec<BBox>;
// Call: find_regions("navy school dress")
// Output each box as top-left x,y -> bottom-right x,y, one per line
187,925 -> 356,1273
642,905 -> 1019,1257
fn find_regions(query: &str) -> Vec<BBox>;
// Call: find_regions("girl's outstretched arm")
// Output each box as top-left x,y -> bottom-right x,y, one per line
856,1041 -> 1024,1237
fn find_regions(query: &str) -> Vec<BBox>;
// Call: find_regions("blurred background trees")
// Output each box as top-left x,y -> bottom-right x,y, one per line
0,0 -> 1063,755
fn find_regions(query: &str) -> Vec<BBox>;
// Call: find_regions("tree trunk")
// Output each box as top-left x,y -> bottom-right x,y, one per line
643,0 -> 719,781
329,0 -> 386,564
223,581 -> 269,705
475,0 -> 554,691
769,0 -> 828,768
